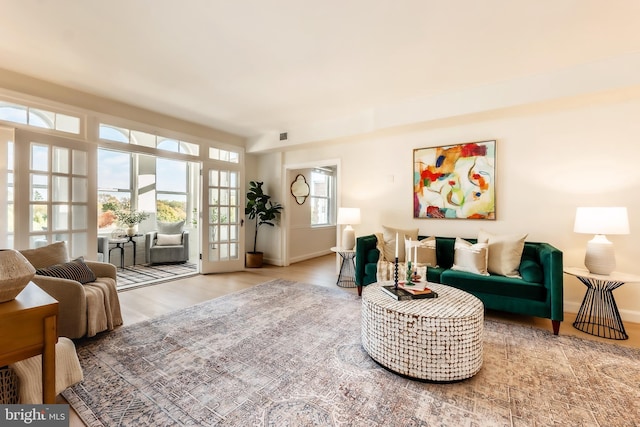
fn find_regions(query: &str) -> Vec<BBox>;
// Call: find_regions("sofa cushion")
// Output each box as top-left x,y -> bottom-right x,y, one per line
156,233 -> 183,246
441,269 -> 546,301
381,225 -> 418,262
157,220 -> 184,234
19,241 -> 70,269
35,257 -> 97,284
478,230 -> 527,277
450,238 -> 489,276
519,257 -> 544,283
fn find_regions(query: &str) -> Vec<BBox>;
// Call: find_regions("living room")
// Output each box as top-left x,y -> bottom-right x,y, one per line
1,1 -> 640,425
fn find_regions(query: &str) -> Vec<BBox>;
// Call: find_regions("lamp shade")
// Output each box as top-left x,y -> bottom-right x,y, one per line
573,207 -> 630,235
337,207 -> 361,225
0,249 -> 36,303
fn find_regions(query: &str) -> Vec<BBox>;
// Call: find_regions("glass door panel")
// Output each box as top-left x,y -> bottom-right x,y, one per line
201,164 -> 244,273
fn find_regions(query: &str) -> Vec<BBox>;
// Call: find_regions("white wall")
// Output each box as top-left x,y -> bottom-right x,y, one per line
287,168 -> 336,263
260,93 -> 640,322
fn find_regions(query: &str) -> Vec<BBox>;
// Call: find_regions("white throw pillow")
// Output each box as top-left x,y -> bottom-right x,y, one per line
156,233 -> 183,246
382,225 -> 419,262
451,238 -> 490,276
477,230 -> 527,277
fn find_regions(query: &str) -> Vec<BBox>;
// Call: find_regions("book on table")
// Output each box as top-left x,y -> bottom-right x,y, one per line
381,283 -> 438,300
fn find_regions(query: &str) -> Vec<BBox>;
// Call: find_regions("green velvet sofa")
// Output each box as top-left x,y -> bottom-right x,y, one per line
355,234 -> 564,335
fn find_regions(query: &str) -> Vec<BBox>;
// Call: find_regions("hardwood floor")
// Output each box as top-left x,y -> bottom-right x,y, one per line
63,253 -> 640,426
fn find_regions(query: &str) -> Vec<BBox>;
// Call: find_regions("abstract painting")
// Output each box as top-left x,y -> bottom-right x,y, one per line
413,140 -> 496,219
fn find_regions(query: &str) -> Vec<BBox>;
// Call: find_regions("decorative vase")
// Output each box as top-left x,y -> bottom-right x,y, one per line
0,249 -> 36,303
126,225 -> 137,236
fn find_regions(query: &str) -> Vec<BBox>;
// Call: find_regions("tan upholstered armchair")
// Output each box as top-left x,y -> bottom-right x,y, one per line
19,241 -> 123,339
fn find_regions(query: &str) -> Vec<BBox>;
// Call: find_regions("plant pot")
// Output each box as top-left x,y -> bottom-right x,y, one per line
0,249 -> 36,303
245,252 -> 264,268
126,225 -> 138,236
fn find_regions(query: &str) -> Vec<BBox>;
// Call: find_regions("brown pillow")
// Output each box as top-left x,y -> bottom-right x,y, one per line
382,225 -> 419,262
415,236 -> 437,267
19,241 -> 70,269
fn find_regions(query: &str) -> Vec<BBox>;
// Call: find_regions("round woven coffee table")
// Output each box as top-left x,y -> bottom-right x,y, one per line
361,282 -> 484,382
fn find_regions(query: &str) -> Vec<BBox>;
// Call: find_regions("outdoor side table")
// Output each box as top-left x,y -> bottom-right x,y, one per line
564,267 -> 640,340
330,246 -> 356,288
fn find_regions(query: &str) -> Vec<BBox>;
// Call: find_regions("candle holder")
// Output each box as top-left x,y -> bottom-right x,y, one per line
394,257 -> 399,290
405,260 -> 413,285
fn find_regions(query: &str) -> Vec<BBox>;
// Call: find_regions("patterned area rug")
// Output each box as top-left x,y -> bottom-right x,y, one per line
116,263 -> 198,289
64,279 -> 640,426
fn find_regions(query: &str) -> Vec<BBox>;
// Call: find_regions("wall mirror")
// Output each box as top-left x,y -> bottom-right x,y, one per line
291,174 -> 310,205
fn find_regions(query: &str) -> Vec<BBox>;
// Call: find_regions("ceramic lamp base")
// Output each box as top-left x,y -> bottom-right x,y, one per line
584,235 -> 616,275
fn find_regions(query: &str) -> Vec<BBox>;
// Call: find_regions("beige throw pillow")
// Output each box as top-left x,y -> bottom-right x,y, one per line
410,236 -> 437,267
382,225 -> 419,262
451,238 -> 490,276
19,241 -> 70,269
477,230 -> 527,277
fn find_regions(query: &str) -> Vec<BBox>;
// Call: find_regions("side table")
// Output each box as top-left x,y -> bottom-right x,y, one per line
0,282 -> 58,403
330,246 -> 356,288
564,267 -> 640,340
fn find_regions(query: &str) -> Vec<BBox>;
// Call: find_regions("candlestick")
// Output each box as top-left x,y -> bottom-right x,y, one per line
395,233 -> 399,258
394,257 -> 399,290
414,244 -> 417,266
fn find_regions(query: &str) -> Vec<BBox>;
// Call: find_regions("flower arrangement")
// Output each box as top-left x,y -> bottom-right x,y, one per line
114,210 -> 150,226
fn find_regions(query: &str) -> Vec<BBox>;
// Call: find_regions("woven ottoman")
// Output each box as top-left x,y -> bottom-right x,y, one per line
361,282 -> 484,382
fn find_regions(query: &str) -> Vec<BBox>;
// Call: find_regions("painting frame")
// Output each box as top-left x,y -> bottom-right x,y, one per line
413,140 -> 496,220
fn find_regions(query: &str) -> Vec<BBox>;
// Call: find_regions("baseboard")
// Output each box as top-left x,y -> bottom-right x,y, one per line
288,249 -> 333,265
565,300 -> 640,324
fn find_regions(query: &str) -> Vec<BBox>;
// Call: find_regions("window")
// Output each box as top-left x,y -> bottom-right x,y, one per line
310,169 -> 334,226
156,158 -> 188,222
99,123 -> 200,156
209,147 -> 239,163
97,149 -> 132,230
0,102 -> 80,134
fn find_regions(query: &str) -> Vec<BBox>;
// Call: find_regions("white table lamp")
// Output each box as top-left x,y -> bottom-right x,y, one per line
337,207 -> 361,250
574,207 -> 629,275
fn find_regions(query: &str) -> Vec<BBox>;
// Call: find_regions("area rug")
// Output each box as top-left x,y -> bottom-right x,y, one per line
116,262 -> 198,289
64,279 -> 640,426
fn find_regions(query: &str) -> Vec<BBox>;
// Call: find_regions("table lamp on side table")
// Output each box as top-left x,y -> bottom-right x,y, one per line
337,207 -> 361,250
573,206 -> 629,275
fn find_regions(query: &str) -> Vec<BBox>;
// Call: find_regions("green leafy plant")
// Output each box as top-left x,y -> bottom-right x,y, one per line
114,209 -> 150,226
245,181 -> 283,253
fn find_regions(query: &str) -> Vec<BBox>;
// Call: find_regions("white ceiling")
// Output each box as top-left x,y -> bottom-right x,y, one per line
2,0 -> 640,140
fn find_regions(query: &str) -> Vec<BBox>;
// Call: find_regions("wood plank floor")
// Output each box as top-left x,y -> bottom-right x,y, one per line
63,253 -> 640,426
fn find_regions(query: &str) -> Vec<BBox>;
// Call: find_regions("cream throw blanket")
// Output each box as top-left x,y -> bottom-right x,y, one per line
10,337 -> 83,404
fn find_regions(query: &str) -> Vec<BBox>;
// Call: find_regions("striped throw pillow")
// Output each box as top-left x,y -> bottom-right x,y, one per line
35,257 -> 97,284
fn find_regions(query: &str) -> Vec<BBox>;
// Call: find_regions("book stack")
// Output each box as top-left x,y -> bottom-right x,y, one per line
381,282 -> 438,300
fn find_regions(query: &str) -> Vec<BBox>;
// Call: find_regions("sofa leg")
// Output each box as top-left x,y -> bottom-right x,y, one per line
357,286 -> 362,297
551,320 -> 560,335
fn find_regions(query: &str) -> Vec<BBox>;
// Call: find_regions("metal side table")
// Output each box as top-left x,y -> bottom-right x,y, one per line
564,267 -> 640,340
330,246 -> 356,288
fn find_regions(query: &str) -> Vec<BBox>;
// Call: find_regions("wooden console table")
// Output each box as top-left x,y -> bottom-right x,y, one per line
0,282 -> 58,403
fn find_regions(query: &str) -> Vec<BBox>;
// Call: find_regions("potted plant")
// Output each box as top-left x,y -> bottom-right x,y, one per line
245,181 -> 283,267
114,209 -> 150,236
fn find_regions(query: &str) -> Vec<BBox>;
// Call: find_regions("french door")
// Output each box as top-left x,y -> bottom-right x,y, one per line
200,161 -> 244,273
13,129 -> 97,257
